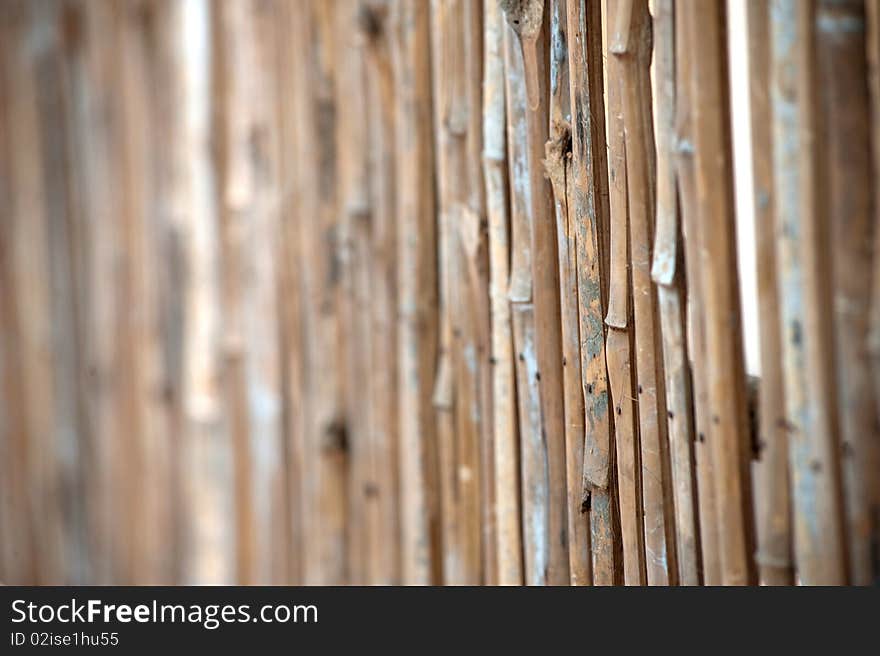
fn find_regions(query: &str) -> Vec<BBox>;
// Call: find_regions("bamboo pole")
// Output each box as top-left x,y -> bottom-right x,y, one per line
867,0 -> 880,584
362,0 -> 402,586
604,0 -> 645,586
771,0 -> 848,585
461,0 -> 497,586
611,0 -> 677,586
546,0 -> 591,586
503,0 -> 570,587
484,0 -> 523,586
746,0 -> 793,587
651,0 -> 700,586
393,0 -> 441,584
674,2 -> 719,586
688,0 -> 755,585
503,23 -> 545,584
0,2 -> 40,584
217,0 -> 286,584
567,0 -> 617,586
568,0 -> 619,585
336,0 -> 374,585
287,1 -> 350,585
816,0 -> 874,586
431,0 -> 481,585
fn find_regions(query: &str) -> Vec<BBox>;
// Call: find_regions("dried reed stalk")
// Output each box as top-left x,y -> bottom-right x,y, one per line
867,0 -> 880,583
772,0 -> 847,585
336,0 -> 374,585
393,0 -> 441,584
611,0 -> 676,585
462,0 -> 498,586
361,0 -> 402,586
604,0 -> 645,586
688,0 -> 755,585
484,0 -> 523,586
276,0 -> 306,585
218,0 -> 285,584
546,0 -> 591,586
567,0 -> 618,585
503,0 -> 570,587
651,0 -> 700,586
817,0 -> 874,585
504,22 -> 546,584
0,1 -> 59,585
288,1 -> 349,585
674,2 -> 719,585
746,0 -> 792,587
431,0 -> 481,585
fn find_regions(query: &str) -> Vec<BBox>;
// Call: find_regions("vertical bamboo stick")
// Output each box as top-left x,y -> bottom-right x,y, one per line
173,0 -> 233,585
393,0 -> 441,584
503,0 -> 571,587
4,0 -> 70,585
567,0 -> 618,585
464,0 -> 497,586
218,0 -> 285,584
689,0 -> 755,585
611,0 -> 677,586
866,0 -> 880,583
817,0 -> 874,586
746,0 -> 793,587
276,0 -> 305,585
546,0 -> 591,586
675,2 -> 719,585
118,0 -> 180,584
484,0 -> 523,586
0,2 -> 39,583
772,0 -> 847,585
431,0 -> 475,585
651,0 -> 701,587
604,0 -> 645,586
289,0 -> 351,585
362,0 -> 402,586
504,22 -> 545,584
336,0 -> 374,586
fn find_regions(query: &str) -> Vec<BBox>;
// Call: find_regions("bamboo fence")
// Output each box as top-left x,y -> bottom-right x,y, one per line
1,0 -> 879,586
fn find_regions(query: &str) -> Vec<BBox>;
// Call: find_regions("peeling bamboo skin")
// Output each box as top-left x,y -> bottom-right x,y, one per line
505,0 -> 571,587
817,0 -> 875,586
547,0 -> 592,587
504,17 -> 547,587
567,0 -> 617,585
746,0 -> 793,587
512,304 -> 549,585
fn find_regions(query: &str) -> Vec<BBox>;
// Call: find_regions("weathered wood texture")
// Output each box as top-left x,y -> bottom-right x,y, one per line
2,0 -> 878,587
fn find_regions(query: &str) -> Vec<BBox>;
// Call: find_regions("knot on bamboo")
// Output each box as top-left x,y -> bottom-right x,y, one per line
500,0 -> 544,39
543,119 -> 572,193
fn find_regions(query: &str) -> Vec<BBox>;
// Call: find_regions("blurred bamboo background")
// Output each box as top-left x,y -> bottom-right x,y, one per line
1,0 -> 878,586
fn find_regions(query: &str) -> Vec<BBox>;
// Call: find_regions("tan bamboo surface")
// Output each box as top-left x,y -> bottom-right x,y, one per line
674,0 -> 720,586
2,0 -> 878,586
746,0 -> 792,587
